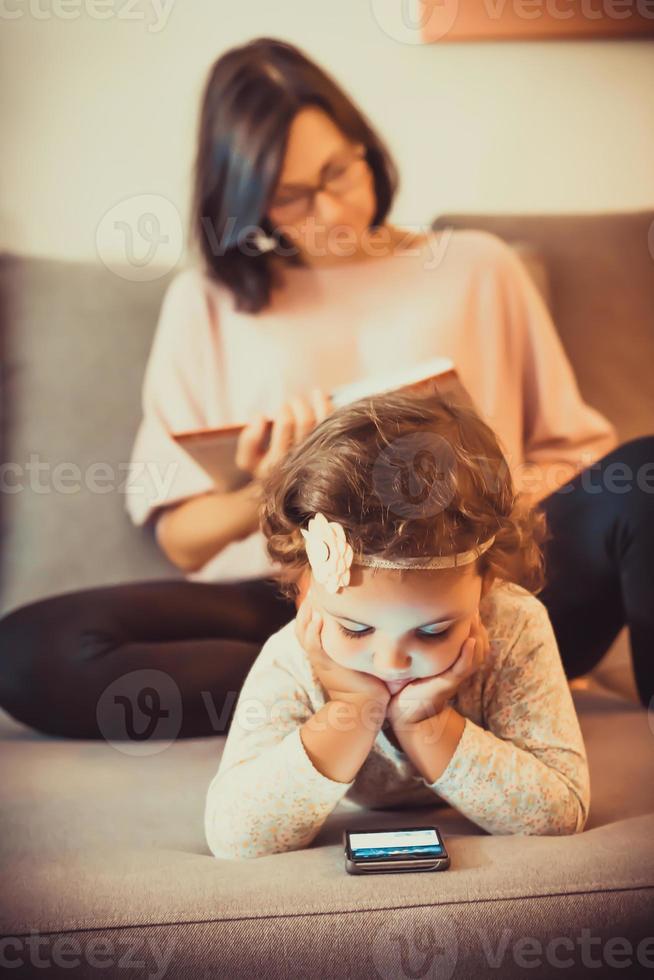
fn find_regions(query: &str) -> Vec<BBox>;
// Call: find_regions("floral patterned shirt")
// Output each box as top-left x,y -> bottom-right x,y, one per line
204,582 -> 590,859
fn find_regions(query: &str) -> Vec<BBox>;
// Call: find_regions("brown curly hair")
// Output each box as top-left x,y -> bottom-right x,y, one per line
260,390 -> 550,601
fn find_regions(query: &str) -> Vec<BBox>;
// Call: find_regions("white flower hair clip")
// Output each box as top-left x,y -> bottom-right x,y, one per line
300,511 -> 496,594
300,512 -> 354,594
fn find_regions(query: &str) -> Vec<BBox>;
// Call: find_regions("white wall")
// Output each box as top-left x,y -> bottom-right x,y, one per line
1,0 -> 653,267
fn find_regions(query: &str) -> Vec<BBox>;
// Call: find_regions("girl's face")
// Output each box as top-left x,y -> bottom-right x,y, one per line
308,563 -> 490,695
266,106 -> 377,266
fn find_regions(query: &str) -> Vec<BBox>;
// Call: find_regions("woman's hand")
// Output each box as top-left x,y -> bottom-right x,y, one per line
236,387 -> 332,483
387,610 -> 491,729
295,598 -> 391,710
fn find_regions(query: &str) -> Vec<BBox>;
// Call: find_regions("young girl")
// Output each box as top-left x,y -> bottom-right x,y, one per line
204,391 -> 590,859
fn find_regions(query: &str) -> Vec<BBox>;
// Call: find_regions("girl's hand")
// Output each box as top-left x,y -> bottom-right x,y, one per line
387,610 -> 490,729
236,388 -> 332,483
294,598 -> 391,709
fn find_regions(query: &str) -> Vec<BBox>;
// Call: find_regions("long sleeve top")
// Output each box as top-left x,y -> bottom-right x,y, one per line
204,581 -> 591,859
125,229 -> 618,583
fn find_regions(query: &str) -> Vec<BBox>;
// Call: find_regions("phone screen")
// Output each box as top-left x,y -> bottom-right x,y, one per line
348,827 -> 444,860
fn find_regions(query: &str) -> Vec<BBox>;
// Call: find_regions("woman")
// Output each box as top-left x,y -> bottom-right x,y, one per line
0,37 -> 651,740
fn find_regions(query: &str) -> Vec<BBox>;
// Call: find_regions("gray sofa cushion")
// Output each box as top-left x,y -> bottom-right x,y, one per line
432,210 -> 654,444
0,254 -> 181,615
0,688 -> 652,978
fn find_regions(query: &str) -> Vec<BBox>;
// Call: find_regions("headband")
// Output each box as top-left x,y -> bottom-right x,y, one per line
300,512 -> 496,594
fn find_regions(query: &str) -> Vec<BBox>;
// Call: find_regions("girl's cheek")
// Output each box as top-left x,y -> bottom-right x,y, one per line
322,624 -> 370,667
320,623 -> 351,662
453,619 -> 473,647
422,628 -> 468,672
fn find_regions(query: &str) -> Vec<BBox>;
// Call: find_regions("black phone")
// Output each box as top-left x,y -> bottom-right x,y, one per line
343,825 -> 450,875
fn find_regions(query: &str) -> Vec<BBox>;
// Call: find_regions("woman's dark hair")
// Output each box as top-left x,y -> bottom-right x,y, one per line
189,37 -> 399,314
260,390 -> 550,602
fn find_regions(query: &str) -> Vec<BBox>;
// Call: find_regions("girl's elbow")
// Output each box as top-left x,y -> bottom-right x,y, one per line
205,815 -> 257,860
540,797 -> 589,837
541,770 -> 590,836
566,800 -> 590,835
501,795 -> 589,837
561,781 -> 591,835
206,832 -> 286,861
204,799 -> 285,860
204,795 -> 244,860
207,839 -> 259,861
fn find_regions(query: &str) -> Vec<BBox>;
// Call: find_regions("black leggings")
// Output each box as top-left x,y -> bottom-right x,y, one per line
0,436 -> 652,739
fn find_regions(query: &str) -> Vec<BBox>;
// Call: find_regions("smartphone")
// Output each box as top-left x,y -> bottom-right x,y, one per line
343,825 -> 450,875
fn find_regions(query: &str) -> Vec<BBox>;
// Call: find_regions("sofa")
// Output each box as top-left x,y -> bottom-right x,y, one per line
0,210 -> 653,979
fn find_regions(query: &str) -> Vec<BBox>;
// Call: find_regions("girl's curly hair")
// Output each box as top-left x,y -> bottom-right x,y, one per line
260,389 -> 550,601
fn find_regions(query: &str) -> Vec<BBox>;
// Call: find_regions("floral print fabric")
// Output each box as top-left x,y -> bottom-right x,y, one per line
204,582 -> 590,859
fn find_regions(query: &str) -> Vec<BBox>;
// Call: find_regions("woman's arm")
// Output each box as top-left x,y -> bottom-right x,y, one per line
128,270 -> 333,572
127,271 -> 269,573
408,598 -> 590,836
155,481 -> 263,573
204,637 -> 383,860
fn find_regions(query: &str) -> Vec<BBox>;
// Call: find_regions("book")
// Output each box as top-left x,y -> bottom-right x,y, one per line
172,356 -> 474,491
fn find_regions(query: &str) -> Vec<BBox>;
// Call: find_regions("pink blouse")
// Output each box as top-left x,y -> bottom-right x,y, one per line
125,229 -> 618,583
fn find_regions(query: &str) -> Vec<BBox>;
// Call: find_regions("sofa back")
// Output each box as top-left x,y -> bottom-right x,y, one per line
0,255 -> 179,614
1,210 -> 652,613
432,210 -> 654,442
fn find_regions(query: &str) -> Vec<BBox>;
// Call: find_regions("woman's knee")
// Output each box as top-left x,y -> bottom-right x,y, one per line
602,434 -> 654,481
0,592 -> 118,729
597,434 -> 654,521
0,600 -> 50,694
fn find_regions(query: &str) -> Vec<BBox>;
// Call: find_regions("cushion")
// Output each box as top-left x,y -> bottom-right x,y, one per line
0,254 -> 180,615
432,210 -> 654,445
1,687 -> 652,977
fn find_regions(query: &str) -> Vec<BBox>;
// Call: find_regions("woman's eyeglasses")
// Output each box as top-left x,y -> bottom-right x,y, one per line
269,144 -> 368,222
